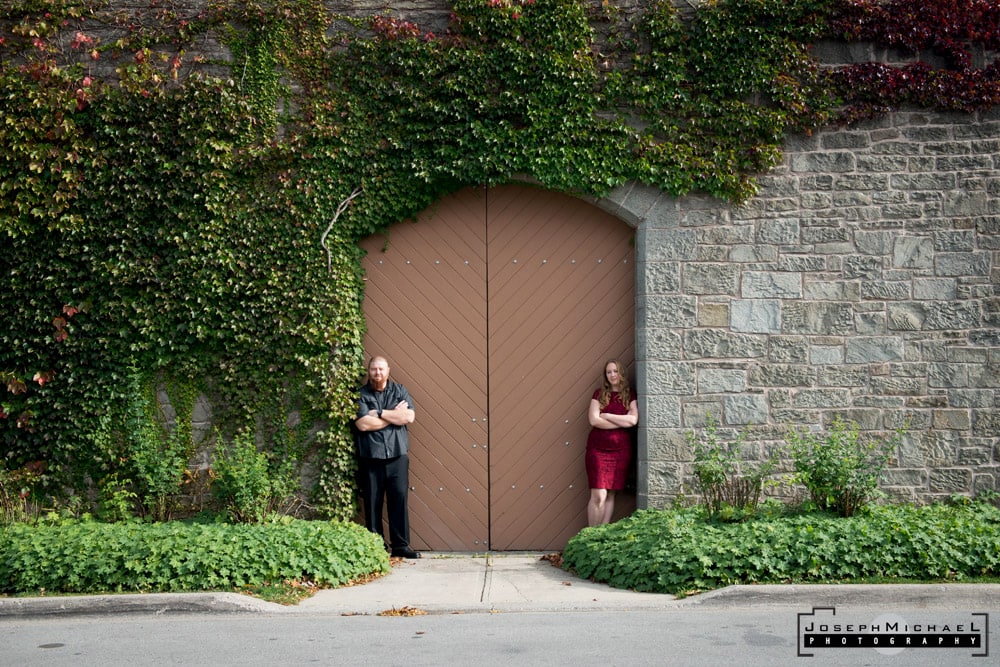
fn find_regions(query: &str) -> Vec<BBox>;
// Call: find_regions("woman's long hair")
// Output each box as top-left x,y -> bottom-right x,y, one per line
597,359 -> 631,410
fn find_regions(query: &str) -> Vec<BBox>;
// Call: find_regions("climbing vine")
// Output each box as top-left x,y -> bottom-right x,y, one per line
831,0 -> 1000,121
1,0 -> 997,519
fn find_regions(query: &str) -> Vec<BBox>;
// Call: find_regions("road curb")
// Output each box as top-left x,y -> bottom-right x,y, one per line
679,583 -> 1000,610
0,592 -> 281,618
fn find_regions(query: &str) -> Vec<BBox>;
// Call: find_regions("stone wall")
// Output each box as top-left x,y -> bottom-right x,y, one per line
49,1 -> 997,508
602,107 -> 1000,508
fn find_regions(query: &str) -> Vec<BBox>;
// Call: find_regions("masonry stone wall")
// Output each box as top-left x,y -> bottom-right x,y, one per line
65,1 -> 998,508
601,108 -> 1000,509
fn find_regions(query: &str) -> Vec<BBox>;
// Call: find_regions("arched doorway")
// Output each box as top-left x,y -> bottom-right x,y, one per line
359,185 -> 635,550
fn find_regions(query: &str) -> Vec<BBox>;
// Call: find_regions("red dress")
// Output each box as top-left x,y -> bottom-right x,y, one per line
585,389 -> 634,490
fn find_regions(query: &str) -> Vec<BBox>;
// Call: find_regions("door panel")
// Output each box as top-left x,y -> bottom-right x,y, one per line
486,186 -> 635,550
360,185 -> 634,551
359,187 -> 490,551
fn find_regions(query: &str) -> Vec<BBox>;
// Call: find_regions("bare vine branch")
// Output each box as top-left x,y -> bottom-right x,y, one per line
321,188 -> 362,274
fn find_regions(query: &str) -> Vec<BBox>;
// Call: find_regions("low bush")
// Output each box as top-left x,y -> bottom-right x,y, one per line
0,518 -> 389,595
211,429 -> 300,524
562,501 -> 1000,596
789,417 -> 903,517
687,420 -> 775,520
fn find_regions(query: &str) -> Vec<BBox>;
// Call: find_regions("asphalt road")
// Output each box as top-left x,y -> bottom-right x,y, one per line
1,607 -> 993,667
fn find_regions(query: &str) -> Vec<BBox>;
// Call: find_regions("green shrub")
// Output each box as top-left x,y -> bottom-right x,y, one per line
789,417 -> 903,517
687,419 -> 775,520
0,518 -> 389,595
97,472 -> 140,524
0,463 -> 42,525
562,502 -> 1000,596
211,429 -> 299,524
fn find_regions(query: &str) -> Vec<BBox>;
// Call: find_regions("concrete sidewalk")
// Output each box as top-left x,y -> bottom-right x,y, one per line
1,553 -> 998,618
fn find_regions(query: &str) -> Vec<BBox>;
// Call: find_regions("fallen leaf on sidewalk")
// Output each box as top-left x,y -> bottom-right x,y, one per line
540,552 -> 563,568
378,606 -> 427,616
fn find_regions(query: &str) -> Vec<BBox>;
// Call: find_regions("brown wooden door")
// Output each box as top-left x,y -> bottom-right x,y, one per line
359,185 -> 634,551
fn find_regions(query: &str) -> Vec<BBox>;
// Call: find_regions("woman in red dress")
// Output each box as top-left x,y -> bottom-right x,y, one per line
585,359 -> 639,526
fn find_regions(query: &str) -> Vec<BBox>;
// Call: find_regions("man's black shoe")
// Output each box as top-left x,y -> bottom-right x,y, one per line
391,547 -> 422,559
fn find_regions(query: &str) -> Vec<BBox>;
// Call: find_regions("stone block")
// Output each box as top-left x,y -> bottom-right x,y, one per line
697,302 -> 729,328
644,295 -> 698,328
647,361 -> 697,395
898,430 -> 959,466
724,394 -> 769,425
933,409 -> 971,430
883,468 -> 928,487
912,278 -> 957,300
803,281 -> 859,301
646,228 -> 698,260
783,302 -> 855,335
749,364 -> 814,387
843,255 -> 883,278
958,445 -> 992,465
929,362 -> 970,388
855,230 -> 893,254
730,299 -> 781,333
779,255 -> 827,272
934,230 -> 976,252
870,376 -> 925,395
683,263 -> 739,295
845,337 -> 905,363
793,388 -> 853,408
646,460 -> 684,494
810,345 -> 844,364
644,395 -> 683,428
683,329 -> 768,359
640,328 -> 682,361
890,172 -> 957,190
791,152 -> 856,173
935,251 -> 991,276
947,389 -> 995,408
888,302 -> 982,331
801,225 -> 850,244
698,368 -> 746,394
639,261 -> 681,294
972,409 -> 1000,436
817,366 -> 867,386
742,271 -> 802,298
862,281 -> 911,300
768,336 -> 809,363
756,219 -> 801,244
682,401 -> 724,428
730,245 -> 778,262
826,408 -> 883,430
892,236 -> 934,268
699,225 -> 753,244
929,468 -> 973,493
943,191 -> 992,216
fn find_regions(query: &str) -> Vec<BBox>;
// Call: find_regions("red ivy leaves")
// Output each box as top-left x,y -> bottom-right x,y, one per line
832,0 -> 1000,121
52,303 -> 80,343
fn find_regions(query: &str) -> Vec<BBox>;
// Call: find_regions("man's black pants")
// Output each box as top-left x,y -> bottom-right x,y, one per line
358,454 -> 410,551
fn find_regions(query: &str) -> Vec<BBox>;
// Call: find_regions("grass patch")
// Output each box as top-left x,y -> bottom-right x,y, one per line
561,501 -> 1000,596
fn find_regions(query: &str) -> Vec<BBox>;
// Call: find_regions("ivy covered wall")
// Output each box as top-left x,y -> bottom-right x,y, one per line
1,0 -> 997,517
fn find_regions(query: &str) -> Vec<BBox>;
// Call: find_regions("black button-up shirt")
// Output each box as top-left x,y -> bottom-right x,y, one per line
355,381 -> 413,459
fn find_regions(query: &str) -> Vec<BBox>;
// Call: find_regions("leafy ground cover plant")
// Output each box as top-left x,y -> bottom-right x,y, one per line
0,518 -> 389,596
562,501 -> 1000,596
789,417 -> 903,517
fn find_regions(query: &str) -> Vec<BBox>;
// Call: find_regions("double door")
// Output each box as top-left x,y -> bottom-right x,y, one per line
359,185 -> 634,550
